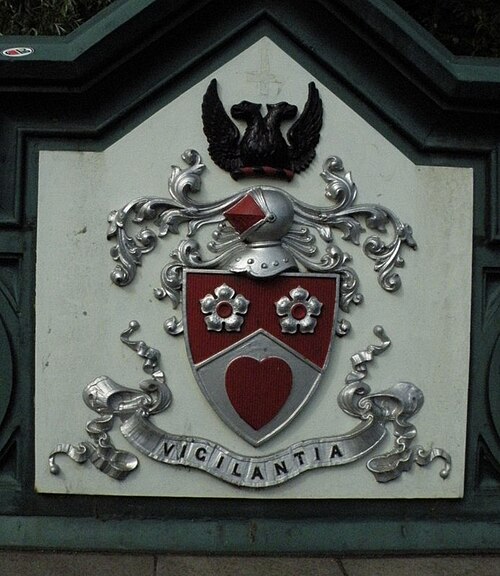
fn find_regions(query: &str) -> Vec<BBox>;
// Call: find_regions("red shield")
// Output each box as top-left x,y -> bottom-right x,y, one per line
184,270 -> 338,445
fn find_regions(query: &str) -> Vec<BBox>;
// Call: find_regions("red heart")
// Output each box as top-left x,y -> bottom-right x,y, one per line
225,357 -> 292,430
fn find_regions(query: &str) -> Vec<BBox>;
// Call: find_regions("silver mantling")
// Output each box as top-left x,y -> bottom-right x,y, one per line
107,151 -> 416,335
49,323 -> 451,487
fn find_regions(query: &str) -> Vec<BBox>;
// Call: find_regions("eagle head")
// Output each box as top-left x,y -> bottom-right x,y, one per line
265,102 -> 298,121
230,100 -> 262,121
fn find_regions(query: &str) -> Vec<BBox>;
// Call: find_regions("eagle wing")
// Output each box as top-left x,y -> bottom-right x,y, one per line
287,82 -> 323,173
202,79 -> 241,172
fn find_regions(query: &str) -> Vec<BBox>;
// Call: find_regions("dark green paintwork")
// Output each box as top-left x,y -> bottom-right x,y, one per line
0,0 -> 498,554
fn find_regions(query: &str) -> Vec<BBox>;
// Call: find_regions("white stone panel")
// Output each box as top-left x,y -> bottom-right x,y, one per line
35,38 -> 472,498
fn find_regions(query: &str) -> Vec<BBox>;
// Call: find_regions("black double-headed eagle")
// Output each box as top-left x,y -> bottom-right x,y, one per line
202,79 -> 323,181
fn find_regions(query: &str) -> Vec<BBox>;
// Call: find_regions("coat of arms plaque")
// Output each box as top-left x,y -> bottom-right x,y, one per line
47,70 -> 454,490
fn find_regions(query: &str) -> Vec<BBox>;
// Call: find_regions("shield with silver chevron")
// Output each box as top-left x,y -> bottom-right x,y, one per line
184,265 -> 338,446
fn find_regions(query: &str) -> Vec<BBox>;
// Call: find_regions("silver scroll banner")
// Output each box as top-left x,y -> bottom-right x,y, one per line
49,324 -> 451,487
121,412 -> 386,487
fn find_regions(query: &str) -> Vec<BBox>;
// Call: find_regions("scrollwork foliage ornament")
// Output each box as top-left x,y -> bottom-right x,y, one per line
49,322 -> 172,480
49,324 -> 451,487
106,151 -> 416,334
339,326 -> 451,482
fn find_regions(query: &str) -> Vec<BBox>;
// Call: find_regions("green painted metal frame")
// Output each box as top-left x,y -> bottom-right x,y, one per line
0,0 -> 499,554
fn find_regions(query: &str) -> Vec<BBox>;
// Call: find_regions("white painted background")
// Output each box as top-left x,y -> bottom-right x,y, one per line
35,38 -> 472,498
